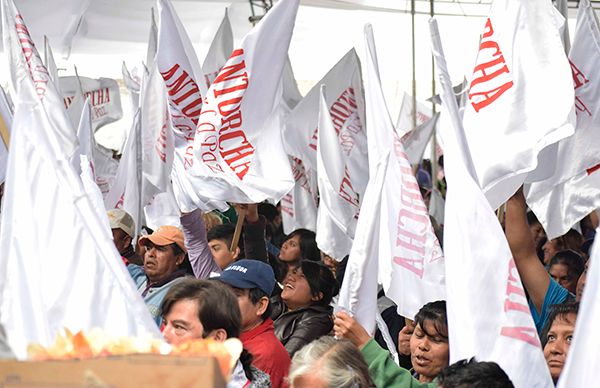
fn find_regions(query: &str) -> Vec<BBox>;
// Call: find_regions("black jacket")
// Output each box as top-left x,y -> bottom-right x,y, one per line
271,297 -> 333,357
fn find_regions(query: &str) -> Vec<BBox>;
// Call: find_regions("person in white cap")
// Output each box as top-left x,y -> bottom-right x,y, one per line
107,209 -> 143,266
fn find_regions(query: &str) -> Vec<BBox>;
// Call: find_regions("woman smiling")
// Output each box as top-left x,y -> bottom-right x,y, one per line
271,261 -> 337,357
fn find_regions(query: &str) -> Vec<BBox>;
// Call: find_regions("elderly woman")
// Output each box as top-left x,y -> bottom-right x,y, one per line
271,261 -> 337,357
288,336 -> 375,387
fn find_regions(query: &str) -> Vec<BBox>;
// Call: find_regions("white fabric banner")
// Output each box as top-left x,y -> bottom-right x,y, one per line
402,112 -> 440,166
122,62 -> 142,112
61,76 -> 124,132
144,185 -> 181,230
0,85 -> 13,184
202,8 -> 233,90
429,187 -> 445,227
431,18 -> 553,387
337,152 -> 389,335
43,37 -> 61,97
279,57 -> 313,234
364,24 -> 395,177
105,110 -> 143,238
140,63 -> 174,208
2,0 -> 76,159
528,168 -> 600,240
379,139 -> 446,319
0,0 -> 160,358
183,0 -> 298,206
281,56 -> 303,116
364,24 -> 445,319
526,0 -> 600,239
156,0 -> 221,212
281,157 -> 318,234
284,48 -> 367,178
557,227 -> 600,387
94,142 -> 119,198
461,0 -> 575,210
395,92 -> 433,138
146,7 -> 158,69
316,86 -> 359,260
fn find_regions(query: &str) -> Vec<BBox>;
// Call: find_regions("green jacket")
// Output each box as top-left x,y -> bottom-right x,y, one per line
360,339 -> 436,388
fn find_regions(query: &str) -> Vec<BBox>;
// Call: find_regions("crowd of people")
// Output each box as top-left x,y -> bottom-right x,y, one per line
101,158 -> 595,387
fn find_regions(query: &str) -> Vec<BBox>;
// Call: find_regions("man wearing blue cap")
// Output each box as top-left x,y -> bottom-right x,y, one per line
218,259 -> 291,388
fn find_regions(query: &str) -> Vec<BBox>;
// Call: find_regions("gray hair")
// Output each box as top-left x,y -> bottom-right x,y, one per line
288,336 -> 375,388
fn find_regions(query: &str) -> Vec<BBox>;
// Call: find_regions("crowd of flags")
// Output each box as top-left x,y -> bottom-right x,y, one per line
0,0 -> 598,385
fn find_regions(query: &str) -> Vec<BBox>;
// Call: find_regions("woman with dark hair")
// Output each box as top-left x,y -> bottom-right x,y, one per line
271,261 -> 337,357
161,279 -> 271,387
410,301 -> 449,383
279,229 -> 320,263
542,229 -> 584,265
275,229 -> 320,282
333,301 -> 449,387
548,250 -> 585,294
541,302 -> 579,384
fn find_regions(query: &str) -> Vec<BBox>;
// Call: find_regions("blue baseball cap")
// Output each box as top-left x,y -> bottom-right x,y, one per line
218,259 -> 276,295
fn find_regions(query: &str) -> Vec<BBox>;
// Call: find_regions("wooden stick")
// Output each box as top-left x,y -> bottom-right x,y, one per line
497,202 -> 506,225
230,208 -> 246,252
0,115 -> 9,150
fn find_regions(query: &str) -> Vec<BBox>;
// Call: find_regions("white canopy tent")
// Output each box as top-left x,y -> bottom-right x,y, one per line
0,0 -> 590,150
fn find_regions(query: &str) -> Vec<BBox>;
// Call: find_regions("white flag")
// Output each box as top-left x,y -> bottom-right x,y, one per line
61,76 -> 124,132
526,0 -> 600,239
202,8 -> 233,89
431,18 -> 553,387
395,92 -> 433,137
0,19 -> 160,359
429,187 -> 445,227
140,64 -> 174,207
94,142 -> 119,198
2,0 -> 76,158
105,110 -> 143,238
316,86 -> 359,260
284,49 -> 367,177
147,7 -> 158,69
122,62 -> 142,112
281,157 -> 318,234
557,228 -> 600,387
0,85 -> 13,184
402,112 -> 440,166
144,186 -> 181,230
378,139 -> 446,319
281,56 -> 303,115
462,0 -> 575,210
69,98 -> 93,175
364,24 -> 445,319
184,0 -> 298,205
156,0 -> 222,212
337,152 -> 389,335
43,36 -> 61,97
364,24 -> 394,176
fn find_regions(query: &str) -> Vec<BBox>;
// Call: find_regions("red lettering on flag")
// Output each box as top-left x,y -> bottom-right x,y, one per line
468,18 -> 513,112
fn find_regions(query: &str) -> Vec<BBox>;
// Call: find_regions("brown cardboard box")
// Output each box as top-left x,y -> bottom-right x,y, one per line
0,354 -> 226,387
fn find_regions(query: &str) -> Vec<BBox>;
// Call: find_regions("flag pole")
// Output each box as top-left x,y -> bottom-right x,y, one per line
230,207 -> 246,252
429,0 -> 438,191
0,115 -> 9,150
411,0 -> 417,132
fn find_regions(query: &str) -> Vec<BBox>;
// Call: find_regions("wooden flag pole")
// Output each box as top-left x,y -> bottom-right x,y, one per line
0,116 -> 9,150
230,207 -> 246,252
